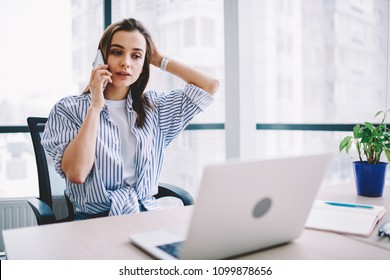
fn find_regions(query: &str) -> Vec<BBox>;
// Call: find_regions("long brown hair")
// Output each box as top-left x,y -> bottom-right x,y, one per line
84,18 -> 153,127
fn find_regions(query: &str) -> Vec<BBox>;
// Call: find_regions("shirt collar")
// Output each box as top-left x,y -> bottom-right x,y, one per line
126,90 -> 134,109
84,90 -> 133,111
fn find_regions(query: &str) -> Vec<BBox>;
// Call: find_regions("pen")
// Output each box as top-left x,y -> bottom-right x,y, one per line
325,201 -> 373,209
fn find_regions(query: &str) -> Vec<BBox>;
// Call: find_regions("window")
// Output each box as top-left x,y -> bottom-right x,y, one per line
1,0 -> 389,197
201,17 -> 215,47
250,0 -> 388,125
0,0 -> 103,197
185,18 -> 196,47
241,0 -> 389,184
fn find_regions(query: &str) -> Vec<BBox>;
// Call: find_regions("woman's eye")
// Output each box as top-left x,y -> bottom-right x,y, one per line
133,54 -> 142,59
111,50 -> 121,55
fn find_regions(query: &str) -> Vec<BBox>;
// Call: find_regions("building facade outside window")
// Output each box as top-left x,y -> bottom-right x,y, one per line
0,0 -> 389,198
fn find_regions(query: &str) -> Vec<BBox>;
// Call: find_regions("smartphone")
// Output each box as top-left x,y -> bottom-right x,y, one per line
92,49 -> 108,88
92,49 -> 105,67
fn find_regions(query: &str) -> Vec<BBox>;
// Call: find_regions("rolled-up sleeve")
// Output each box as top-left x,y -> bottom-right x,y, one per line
41,101 -> 81,178
183,84 -> 214,111
150,84 -> 214,147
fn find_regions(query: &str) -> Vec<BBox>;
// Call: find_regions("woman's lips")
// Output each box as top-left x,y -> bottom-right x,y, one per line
116,71 -> 131,79
117,71 -> 130,76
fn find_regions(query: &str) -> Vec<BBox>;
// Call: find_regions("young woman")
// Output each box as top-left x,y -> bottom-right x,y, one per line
42,18 -> 219,219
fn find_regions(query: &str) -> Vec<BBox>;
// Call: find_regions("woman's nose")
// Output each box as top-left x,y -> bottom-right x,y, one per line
121,57 -> 131,68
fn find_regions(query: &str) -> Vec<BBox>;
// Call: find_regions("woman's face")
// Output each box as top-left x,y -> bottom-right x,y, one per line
106,30 -> 146,90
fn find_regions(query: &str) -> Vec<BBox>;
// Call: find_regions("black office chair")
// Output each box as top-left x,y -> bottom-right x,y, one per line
27,117 -> 194,225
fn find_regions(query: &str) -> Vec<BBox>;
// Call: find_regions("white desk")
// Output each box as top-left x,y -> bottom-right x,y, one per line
2,183 -> 390,259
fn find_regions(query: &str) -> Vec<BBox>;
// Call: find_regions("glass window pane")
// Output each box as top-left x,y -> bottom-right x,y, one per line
241,0 -> 389,184
250,0 -> 388,124
255,130 -> 390,185
160,130 -> 225,198
71,0 -> 104,93
0,0 -> 104,126
0,134 -> 38,198
0,0 -> 104,198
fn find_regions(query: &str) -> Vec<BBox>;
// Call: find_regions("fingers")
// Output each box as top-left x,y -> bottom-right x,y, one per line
90,65 -> 112,87
149,40 -> 163,67
96,71 -> 113,84
92,65 -> 111,79
150,53 -> 163,68
90,64 -> 108,81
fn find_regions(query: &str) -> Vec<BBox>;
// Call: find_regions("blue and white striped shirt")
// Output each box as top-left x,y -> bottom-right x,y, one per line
41,84 -> 213,216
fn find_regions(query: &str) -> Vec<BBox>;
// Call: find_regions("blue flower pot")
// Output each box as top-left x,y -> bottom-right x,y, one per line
353,161 -> 388,197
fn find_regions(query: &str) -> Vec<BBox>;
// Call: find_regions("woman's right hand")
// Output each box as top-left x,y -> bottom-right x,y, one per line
89,65 -> 112,109
63,65 -> 111,184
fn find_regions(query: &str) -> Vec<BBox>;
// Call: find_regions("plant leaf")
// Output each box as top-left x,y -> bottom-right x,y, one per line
339,136 -> 352,152
353,124 -> 361,138
374,111 -> 383,118
364,122 -> 374,132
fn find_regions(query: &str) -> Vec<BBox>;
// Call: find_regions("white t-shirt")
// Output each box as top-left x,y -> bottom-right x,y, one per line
105,99 -> 137,186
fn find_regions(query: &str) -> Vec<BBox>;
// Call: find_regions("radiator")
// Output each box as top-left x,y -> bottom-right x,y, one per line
0,200 -> 37,252
0,197 -> 68,252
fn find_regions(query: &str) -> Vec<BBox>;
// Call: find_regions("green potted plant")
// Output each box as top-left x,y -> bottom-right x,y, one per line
339,110 -> 390,197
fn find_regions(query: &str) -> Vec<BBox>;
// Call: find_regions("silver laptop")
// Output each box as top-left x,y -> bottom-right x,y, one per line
129,153 -> 332,259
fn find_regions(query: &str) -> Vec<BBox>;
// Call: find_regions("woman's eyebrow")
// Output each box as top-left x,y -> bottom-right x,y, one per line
110,44 -> 144,52
110,44 -> 124,49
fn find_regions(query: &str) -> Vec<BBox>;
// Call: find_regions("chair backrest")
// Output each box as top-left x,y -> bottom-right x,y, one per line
27,117 -> 74,221
27,117 -> 53,208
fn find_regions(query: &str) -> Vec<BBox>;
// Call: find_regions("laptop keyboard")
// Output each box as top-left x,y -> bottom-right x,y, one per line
157,241 -> 184,259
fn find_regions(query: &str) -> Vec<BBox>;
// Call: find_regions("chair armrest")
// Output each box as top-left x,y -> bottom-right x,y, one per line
27,198 -> 56,225
156,182 -> 195,206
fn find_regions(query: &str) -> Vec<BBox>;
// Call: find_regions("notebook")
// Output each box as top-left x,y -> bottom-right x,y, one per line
129,153 -> 333,259
305,200 -> 387,236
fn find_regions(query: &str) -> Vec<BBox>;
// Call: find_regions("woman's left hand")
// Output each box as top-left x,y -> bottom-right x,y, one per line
148,39 -> 219,95
149,40 -> 163,68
